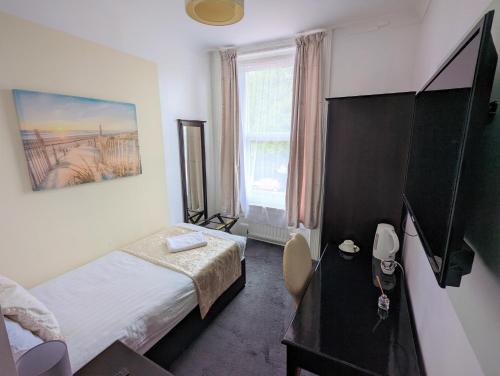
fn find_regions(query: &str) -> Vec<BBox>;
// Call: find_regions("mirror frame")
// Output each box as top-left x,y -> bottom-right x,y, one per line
177,119 -> 208,224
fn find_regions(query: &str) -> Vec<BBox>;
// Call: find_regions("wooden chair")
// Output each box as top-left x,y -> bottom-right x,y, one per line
283,233 -> 312,308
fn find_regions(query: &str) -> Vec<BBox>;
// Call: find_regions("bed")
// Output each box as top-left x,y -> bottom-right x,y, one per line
5,224 -> 246,373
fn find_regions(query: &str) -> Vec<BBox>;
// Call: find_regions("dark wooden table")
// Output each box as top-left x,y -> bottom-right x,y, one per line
282,244 -> 423,376
75,341 -> 174,376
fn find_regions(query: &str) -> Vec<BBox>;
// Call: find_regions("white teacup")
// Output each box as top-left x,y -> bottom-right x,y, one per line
339,239 -> 359,253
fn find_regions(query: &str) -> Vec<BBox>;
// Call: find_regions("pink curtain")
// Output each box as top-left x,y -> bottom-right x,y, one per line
286,32 -> 326,229
220,49 -> 240,216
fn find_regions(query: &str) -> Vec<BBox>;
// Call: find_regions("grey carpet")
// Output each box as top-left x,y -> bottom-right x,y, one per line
169,239 -> 315,376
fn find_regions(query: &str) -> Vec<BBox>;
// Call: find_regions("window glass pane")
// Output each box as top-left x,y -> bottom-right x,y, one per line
247,140 -> 289,209
245,67 -> 293,133
239,51 -> 294,210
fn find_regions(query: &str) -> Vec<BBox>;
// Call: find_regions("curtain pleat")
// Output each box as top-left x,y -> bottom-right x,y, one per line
220,49 -> 240,216
286,32 -> 326,229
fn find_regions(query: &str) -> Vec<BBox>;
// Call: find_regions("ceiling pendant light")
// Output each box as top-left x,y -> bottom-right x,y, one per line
185,0 -> 244,26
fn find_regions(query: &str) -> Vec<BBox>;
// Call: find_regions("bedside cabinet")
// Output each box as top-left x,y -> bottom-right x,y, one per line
75,341 -> 174,376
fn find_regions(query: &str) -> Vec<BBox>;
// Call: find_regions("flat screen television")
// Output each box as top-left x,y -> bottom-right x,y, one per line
404,11 -> 498,287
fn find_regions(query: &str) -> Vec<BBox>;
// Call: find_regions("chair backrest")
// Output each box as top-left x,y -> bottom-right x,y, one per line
283,233 -> 312,307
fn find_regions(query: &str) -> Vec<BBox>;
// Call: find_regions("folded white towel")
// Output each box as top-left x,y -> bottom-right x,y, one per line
165,232 -> 207,253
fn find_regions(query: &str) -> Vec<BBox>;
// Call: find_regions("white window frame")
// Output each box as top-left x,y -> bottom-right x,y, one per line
237,48 -> 296,211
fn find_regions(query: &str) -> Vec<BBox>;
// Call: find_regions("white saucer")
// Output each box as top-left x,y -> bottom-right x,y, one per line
338,243 -> 360,254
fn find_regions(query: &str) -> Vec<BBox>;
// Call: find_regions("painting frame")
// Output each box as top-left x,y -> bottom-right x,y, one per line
13,89 -> 142,191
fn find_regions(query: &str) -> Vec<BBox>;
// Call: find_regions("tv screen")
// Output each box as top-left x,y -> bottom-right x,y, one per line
406,88 -> 472,269
404,12 -> 497,286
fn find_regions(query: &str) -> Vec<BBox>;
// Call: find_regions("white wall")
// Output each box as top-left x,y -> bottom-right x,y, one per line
405,2 -> 500,376
413,0 -> 493,90
157,51 -> 212,224
403,217 -> 484,375
331,19 -> 419,97
0,11 -> 168,287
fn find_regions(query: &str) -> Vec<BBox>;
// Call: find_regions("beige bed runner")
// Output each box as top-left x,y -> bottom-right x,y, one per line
121,226 -> 241,318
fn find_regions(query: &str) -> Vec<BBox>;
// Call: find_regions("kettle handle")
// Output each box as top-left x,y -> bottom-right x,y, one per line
389,230 -> 400,255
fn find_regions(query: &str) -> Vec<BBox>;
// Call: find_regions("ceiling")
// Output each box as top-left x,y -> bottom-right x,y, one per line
0,0 -> 424,61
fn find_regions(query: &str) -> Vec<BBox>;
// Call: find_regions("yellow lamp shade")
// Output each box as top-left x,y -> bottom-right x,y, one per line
185,0 -> 244,26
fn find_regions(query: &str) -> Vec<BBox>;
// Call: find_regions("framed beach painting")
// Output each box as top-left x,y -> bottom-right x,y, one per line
13,90 -> 142,191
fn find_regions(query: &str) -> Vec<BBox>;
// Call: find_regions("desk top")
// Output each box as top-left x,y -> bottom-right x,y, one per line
282,244 -> 422,376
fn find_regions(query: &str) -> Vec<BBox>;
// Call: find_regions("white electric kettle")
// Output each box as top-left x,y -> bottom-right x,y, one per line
373,223 -> 399,261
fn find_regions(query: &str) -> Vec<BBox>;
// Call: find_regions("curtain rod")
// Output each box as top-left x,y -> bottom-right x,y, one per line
209,17 -> 395,53
208,36 -> 294,53
295,28 -> 328,37
215,28 -> 328,52
208,28 -> 326,54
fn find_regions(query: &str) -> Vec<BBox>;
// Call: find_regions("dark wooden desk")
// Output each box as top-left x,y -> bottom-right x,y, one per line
282,244 -> 423,376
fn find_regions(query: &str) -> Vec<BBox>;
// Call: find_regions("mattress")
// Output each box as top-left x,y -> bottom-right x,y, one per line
30,250 -> 197,372
28,227 -> 246,372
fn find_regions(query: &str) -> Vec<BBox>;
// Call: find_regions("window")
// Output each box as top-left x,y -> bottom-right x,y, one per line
238,49 -> 295,210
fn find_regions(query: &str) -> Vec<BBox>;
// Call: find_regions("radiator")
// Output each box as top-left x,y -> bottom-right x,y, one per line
233,222 -> 321,259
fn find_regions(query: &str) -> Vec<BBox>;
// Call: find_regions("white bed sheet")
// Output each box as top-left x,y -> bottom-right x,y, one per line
30,251 -> 197,373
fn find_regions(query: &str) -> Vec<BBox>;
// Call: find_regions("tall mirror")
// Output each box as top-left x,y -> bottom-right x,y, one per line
178,119 -> 208,224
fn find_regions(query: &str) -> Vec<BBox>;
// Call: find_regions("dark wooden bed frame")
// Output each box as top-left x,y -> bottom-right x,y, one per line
145,258 -> 246,369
